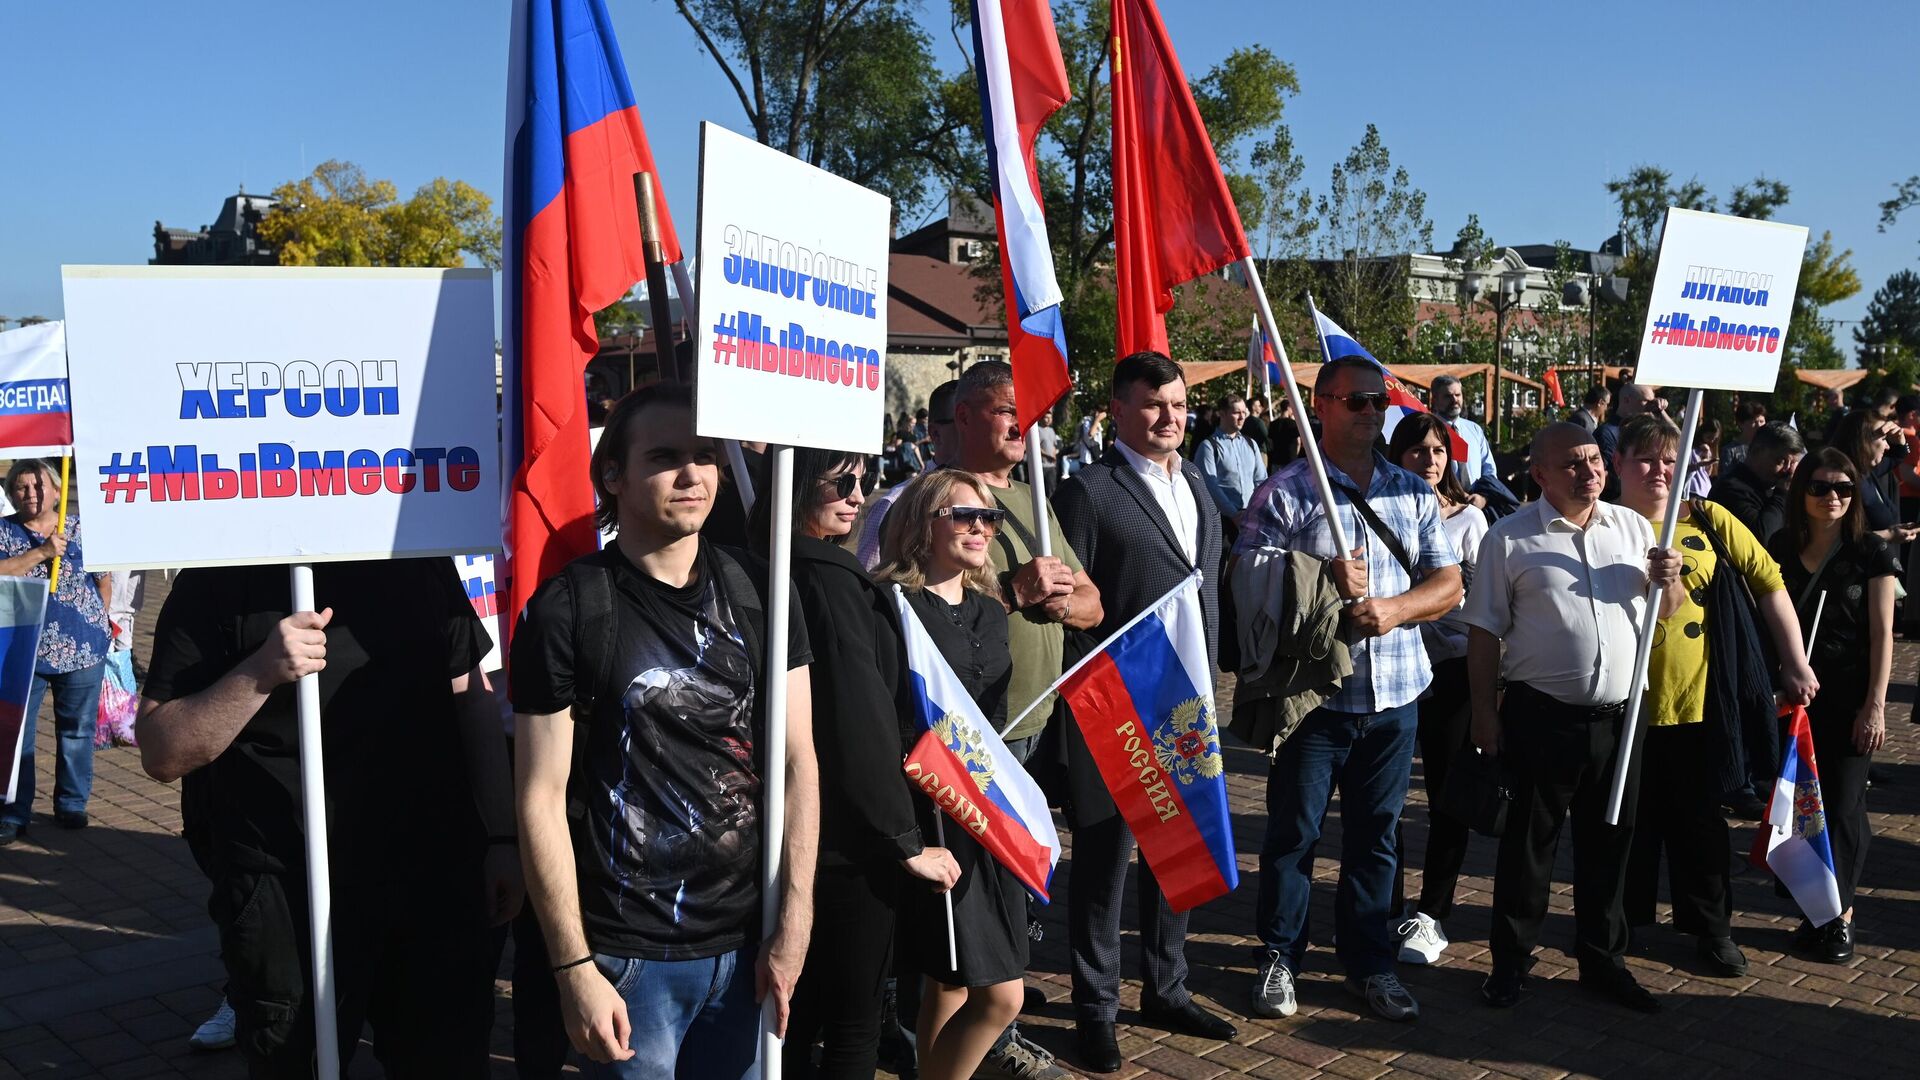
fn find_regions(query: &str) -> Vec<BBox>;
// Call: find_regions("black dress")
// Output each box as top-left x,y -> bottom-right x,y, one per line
1767,531 -> 1897,911
897,586 -> 1027,988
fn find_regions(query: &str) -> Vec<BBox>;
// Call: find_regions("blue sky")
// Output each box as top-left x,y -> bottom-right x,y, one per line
4,1 -> 1915,352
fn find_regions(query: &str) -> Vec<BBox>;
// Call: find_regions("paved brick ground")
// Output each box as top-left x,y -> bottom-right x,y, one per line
3,572 -> 1917,1077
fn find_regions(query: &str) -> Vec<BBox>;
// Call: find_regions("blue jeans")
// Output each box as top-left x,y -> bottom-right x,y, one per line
585,948 -> 760,1080
1255,702 -> 1417,978
3,663 -> 104,827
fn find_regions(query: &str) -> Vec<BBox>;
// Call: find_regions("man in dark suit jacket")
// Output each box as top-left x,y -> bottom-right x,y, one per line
1053,352 -> 1234,1073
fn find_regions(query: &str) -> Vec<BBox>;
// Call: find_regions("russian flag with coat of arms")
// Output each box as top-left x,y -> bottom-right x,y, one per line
1750,705 -> 1843,927
1308,298 -> 1468,462
1059,573 -> 1237,912
895,587 -> 1061,902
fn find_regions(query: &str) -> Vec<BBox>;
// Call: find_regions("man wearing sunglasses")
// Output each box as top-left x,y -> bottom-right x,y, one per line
1055,351 -> 1236,1071
1236,356 -> 1464,1024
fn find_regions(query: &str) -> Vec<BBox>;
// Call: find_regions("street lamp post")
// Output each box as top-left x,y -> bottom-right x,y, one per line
1489,267 -> 1529,444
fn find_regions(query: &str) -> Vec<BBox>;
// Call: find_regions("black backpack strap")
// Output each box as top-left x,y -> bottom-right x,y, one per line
1332,480 -> 1417,580
565,560 -> 618,822
711,545 -> 767,679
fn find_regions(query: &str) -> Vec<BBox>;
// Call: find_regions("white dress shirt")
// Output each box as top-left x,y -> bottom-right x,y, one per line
1458,497 -> 1655,707
1115,438 -> 1198,565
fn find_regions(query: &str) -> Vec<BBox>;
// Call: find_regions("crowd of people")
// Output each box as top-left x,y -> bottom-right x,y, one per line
2,358 -> 1891,1078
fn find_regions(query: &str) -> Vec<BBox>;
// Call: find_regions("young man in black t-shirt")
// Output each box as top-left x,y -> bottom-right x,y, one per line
512,383 -> 818,1077
138,558 -> 521,1075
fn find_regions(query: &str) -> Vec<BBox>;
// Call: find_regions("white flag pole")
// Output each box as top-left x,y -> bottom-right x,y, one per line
290,564 -> 340,1080
760,446 -> 794,1076
1000,571 -> 1200,736
1024,424 -> 1053,558
1605,386 -> 1703,825
932,815 -> 958,971
1239,261 -> 1354,559
1806,590 -> 1829,655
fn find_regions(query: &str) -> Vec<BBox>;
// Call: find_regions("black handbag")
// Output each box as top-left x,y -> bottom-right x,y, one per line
1439,748 -> 1513,838
1689,501 -> 1781,797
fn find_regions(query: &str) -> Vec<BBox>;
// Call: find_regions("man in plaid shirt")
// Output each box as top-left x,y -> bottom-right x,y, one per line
1235,357 -> 1462,1024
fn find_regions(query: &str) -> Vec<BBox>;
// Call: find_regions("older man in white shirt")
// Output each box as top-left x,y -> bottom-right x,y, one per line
1460,422 -> 1680,1015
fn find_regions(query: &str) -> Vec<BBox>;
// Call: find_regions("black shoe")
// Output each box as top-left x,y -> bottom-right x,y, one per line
1817,919 -> 1854,963
1139,999 -> 1236,1040
0,821 -> 21,846
1792,917 -> 1821,951
1725,792 -> 1767,821
1697,935 -> 1749,977
1076,1021 -> 1122,1074
1578,966 -> 1661,1013
54,810 -> 87,830
1481,966 -> 1525,1008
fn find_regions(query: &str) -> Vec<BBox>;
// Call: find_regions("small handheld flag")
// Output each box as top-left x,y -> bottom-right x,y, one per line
895,587 -> 1062,902
1750,705 -> 1844,928
0,579 -> 49,805
1058,574 -> 1237,912
1308,299 -> 1468,462
0,322 -> 74,457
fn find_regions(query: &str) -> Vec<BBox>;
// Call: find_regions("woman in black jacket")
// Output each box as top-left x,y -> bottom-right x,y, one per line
760,447 -> 960,1079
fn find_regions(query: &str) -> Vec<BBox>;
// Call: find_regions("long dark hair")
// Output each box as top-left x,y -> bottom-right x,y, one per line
1830,410 -> 1890,480
747,445 -> 867,552
1784,447 -> 1867,552
1385,412 -> 1469,504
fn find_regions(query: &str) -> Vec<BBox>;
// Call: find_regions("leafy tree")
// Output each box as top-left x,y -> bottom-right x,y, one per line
1309,124 -> 1431,360
1856,269 -> 1920,355
1879,175 -> 1920,248
259,160 -> 500,269
672,0 -> 975,219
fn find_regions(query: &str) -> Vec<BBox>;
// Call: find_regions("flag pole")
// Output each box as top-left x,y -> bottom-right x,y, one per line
1001,570 -> 1200,736
635,172 -> 679,383
932,814 -> 958,971
1024,425 -> 1052,557
662,212 -> 754,516
48,454 -> 71,593
1605,385 -> 1702,825
760,446 -> 794,1077
1805,590 -> 1828,655
1239,260 -> 1354,557
290,564 -> 341,1080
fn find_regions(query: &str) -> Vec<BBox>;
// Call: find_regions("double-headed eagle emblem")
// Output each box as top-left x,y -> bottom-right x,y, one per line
933,711 -> 996,793
1154,696 -> 1224,786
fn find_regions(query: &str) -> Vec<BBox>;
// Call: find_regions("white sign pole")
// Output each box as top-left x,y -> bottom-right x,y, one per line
290,563 -> 340,1080
760,446 -> 793,1078
1024,425 -> 1052,557
1604,386 -> 1703,825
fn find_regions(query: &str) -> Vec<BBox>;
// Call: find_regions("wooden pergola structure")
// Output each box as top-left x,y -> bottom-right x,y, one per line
1184,360 -> 1542,425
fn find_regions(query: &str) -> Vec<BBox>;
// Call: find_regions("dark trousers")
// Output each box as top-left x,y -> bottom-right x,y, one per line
489,902 -> 568,1079
1489,683 -> 1640,974
1256,702 -> 1418,978
1809,688 -> 1874,912
786,861 -> 900,1079
209,859 -> 494,1078
1069,812 -> 1190,1022
1625,723 -> 1733,937
1395,659 -> 1474,921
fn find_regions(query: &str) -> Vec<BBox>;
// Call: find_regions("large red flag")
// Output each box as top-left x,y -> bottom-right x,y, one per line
1110,0 -> 1251,358
502,0 -> 682,660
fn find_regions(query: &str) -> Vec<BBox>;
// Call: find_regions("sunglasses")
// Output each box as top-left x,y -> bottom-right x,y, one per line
1809,480 -> 1855,499
935,505 -> 1006,531
820,472 -> 861,499
1336,392 -> 1392,413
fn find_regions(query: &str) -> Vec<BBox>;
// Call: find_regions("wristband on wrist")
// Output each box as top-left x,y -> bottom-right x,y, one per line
553,955 -> 593,975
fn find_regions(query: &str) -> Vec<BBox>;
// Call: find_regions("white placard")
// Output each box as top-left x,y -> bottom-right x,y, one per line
1633,207 -> 1809,392
694,122 -> 889,453
452,553 -> 503,672
61,266 -> 500,571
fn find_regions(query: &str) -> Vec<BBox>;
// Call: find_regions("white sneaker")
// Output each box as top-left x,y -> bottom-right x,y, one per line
189,999 -> 237,1050
1345,973 -> 1420,1022
1396,912 -> 1449,965
1251,949 -> 1298,1018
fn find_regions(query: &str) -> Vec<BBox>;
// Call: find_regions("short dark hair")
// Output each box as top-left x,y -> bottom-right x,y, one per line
590,382 -> 697,532
1112,351 -> 1185,402
1221,391 -> 1247,409
927,380 -> 960,424
1749,421 -> 1805,461
1314,356 -> 1381,395
1896,394 -> 1920,418
957,360 -> 1014,410
1736,400 -> 1769,423
1583,384 -> 1611,408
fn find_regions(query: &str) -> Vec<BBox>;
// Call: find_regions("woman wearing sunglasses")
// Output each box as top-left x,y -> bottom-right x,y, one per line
758,448 -> 962,1079
1831,410 -> 1920,544
1767,448 -> 1895,962
872,469 -> 1023,1080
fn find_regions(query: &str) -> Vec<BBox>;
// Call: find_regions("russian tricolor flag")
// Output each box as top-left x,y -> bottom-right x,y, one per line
0,322 -> 74,457
895,587 -> 1061,902
1246,319 -> 1279,396
971,0 -> 1072,432
0,579 -> 48,804
1308,298 -> 1467,462
1060,574 -> 1237,912
1751,705 -> 1844,927
502,0 -> 678,657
